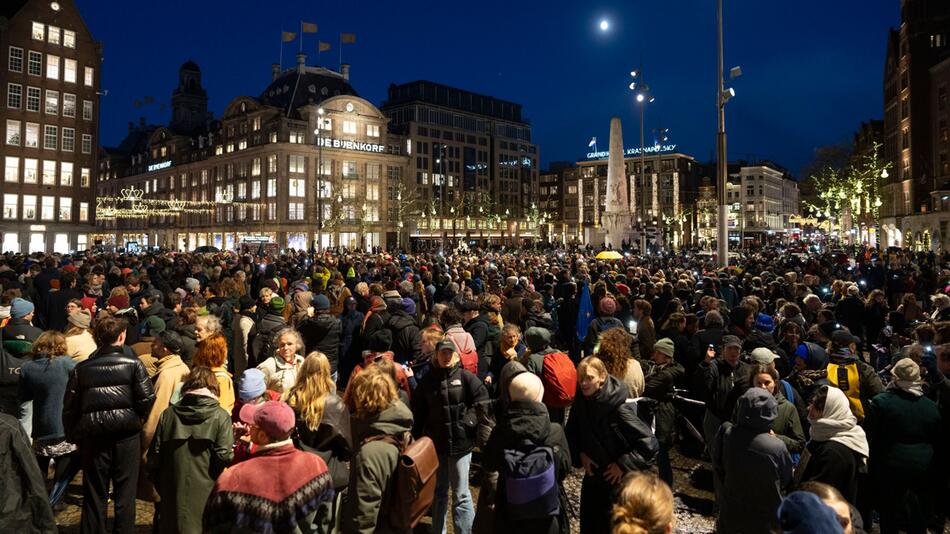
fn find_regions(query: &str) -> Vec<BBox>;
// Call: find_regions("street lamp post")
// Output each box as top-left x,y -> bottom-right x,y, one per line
314,107 -> 325,252
437,144 -> 447,252
629,68 -> 653,253
716,0 -> 740,268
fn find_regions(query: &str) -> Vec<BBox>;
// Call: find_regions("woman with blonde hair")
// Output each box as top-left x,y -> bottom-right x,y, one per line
611,472 -> 674,534
193,315 -> 235,412
256,327 -> 304,394
284,351 -> 351,492
596,327 -> 645,398
342,366 -> 414,533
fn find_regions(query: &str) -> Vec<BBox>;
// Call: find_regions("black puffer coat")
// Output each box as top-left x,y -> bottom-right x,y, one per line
385,309 -> 422,364
412,361 -> 490,456
63,344 -> 155,440
297,314 -> 342,372
565,374 -> 658,473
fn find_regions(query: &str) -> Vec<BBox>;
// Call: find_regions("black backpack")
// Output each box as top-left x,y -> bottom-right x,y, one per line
501,439 -> 560,520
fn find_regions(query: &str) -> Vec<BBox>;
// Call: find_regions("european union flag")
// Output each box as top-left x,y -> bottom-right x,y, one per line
576,281 -> 593,342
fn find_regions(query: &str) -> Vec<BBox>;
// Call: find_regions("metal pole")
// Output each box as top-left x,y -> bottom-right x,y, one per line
640,101 -> 646,254
716,0 -> 729,268
440,145 -> 446,253
317,126 -> 322,252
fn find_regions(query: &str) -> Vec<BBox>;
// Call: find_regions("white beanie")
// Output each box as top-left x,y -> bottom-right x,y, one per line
509,373 -> 544,403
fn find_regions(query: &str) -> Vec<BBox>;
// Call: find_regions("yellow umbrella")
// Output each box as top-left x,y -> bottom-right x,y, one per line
595,250 -> 623,260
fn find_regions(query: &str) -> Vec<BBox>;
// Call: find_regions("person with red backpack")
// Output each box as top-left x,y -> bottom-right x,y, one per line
412,338 -> 490,534
522,326 -> 576,425
442,307 -> 479,376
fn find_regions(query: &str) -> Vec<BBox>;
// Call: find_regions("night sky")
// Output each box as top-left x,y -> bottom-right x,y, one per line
77,0 -> 898,178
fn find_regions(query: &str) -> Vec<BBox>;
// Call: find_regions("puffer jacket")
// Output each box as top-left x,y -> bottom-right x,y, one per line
0,413 -> 55,532
385,309 -> 422,364
63,344 -> 155,440
565,374 -> 658,473
412,361 -> 490,456
297,313 -> 342,372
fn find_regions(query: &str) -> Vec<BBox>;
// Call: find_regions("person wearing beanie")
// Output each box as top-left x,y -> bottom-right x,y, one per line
249,295 -> 287,369
297,294 -> 342,377
3,297 -> 42,344
65,310 -> 97,362
713,388 -> 792,534
777,491 -> 844,534
865,358 -> 940,534
643,337 -> 685,486
481,370 -> 572,533
582,295 -> 625,356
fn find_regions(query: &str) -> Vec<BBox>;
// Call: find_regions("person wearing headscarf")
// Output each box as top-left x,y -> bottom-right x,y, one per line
865,358 -> 941,534
798,386 -> 869,505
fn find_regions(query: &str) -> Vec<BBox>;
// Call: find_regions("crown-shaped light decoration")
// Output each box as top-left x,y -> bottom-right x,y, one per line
96,199 -> 117,219
131,202 -> 149,215
217,190 -> 234,204
119,186 -> 144,203
167,199 -> 186,212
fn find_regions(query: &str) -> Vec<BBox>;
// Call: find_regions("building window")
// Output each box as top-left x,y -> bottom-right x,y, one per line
238,139 -> 247,150
42,160 -> 55,184
83,66 -> 93,86
45,90 -> 58,114
46,55 -> 59,79
901,97 -> 909,119
32,22 -> 44,41
267,202 -> 276,220
7,83 -> 22,108
4,157 -> 18,182
342,182 -> 357,199
289,130 -> 305,144
23,159 -> 37,183
81,134 -> 91,154
342,121 -> 357,135
366,124 -> 380,137
288,154 -> 305,173
62,128 -> 74,151
252,117 -> 261,131
47,26 -> 60,45
366,183 -> 379,201
6,120 -> 20,146
60,93 -> 76,118
267,178 -> 277,197
8,47 -> 23,72
365,204 -> 379,222
63,30 -> 75,49
267,154 -> 277,173
63,58 -> 76,83
27,51 -> 41,76
26,87 -> 40,112
82,100 -> 92,120
80,167 -> 89,187
288,178 -> 305,197
367,164 -> 380,180
22,195 -> 36,220
226,143 -> 233,153
251,157 -> 261,176
25,123 -> 38,147
79,201 -> 88,221
288,202 -> 305,220
41,196 -> 54,220
59,197 -> 71,221
3,194 -> 16,219
343,160 -> 357,179
269,131 -> 277,143
43,126 -> 57,149
251,180 -> 261,199
319,159 -> 331,175
60,162 -> 73,185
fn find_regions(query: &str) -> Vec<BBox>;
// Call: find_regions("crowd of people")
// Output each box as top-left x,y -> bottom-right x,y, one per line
0,244 -> 947,534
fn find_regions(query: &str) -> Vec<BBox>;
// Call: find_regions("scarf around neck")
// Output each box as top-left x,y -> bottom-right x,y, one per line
808,387 -> 869,460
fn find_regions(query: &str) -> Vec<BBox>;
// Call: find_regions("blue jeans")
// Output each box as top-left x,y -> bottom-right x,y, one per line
431,452 -> 474,534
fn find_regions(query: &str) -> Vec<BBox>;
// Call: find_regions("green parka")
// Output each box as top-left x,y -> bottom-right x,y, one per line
147,393 -> 234,534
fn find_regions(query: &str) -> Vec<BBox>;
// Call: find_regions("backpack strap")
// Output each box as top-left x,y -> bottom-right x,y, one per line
361,432 -> 407,451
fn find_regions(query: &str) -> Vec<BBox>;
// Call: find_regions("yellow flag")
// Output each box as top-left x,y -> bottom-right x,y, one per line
301,22 -> 317,33
319,41 -> 331,52
282,31 -> 297,42
341,32 -> 356,44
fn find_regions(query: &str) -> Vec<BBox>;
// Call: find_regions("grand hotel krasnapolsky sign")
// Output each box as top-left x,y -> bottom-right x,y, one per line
586,143 -> 678,160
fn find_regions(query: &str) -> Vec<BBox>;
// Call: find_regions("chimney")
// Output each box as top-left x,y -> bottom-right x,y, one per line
296,53 -> 306,74
341,63 -> 350,81
271,63 -> 280,81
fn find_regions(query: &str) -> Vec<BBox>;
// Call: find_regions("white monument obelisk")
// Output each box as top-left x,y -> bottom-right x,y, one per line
603,117 -> 634,248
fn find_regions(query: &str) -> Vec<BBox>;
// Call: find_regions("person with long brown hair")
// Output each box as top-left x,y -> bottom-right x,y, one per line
192,315 -> 234,412
596,327 -> 645,398
284,352 -> 351,493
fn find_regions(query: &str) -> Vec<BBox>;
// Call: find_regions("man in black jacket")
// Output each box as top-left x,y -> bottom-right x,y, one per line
63,316 -> 155,534
297,294 -> 342,375
43,270 -> 83,331
3,298 -> 43,345
383,291 -> 422,365
0,413 -> 55,532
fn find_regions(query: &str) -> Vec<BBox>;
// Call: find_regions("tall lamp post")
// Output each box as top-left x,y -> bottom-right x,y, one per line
716,0 -> 741,268
436,143 -> 447,252
629,68 -> 654,253
313,107 -> 325,251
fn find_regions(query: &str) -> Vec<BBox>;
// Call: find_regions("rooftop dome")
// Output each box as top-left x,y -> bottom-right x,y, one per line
180,60 -> 200,72
259,66 -> 357,115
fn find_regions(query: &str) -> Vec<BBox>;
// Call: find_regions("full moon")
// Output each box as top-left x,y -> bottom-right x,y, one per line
599,19 -> 609,31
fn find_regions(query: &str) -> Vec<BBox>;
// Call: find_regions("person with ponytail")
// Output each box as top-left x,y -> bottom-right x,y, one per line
611,472 -> 674,534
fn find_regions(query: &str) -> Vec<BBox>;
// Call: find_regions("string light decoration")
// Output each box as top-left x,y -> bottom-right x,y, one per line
97,184 -> 247,219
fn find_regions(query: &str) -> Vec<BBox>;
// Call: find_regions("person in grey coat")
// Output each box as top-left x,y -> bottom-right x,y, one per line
713,387 -> 793,534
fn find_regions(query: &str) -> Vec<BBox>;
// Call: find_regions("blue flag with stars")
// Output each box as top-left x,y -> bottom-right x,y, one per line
576,281 -> 593,342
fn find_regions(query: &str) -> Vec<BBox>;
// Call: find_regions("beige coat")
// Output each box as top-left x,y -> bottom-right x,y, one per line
623,358 -> 646,398
66,330 -> 96,362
